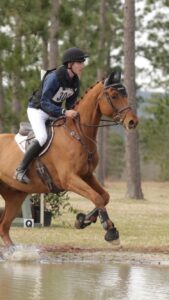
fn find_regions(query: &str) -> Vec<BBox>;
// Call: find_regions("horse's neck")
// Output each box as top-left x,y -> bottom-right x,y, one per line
77,82 -> 102,139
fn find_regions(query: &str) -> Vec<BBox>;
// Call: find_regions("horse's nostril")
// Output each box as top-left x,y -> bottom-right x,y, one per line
128,120 -> 135,128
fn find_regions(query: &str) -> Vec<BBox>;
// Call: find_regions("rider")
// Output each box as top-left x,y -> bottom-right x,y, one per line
14,47 -> 88,184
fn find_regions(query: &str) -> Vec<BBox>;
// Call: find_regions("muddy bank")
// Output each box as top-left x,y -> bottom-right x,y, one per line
40,245 -> 169,266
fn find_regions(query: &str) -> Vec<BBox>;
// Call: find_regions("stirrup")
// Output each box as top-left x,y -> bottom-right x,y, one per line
13,169 -> 30,184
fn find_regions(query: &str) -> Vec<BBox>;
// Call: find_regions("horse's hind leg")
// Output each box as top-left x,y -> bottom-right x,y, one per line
0,186 -> 27,246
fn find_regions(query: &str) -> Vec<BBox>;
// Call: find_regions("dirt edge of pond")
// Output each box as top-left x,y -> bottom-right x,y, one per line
1,244 -> 169,265
40,245 -> 169,266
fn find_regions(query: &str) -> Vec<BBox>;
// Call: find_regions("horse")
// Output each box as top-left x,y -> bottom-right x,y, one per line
0,70 -> 138,247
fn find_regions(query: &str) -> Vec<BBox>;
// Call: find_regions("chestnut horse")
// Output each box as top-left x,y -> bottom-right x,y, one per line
0,70 -> 138,246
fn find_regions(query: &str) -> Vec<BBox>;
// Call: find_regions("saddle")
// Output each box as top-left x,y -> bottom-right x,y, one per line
15,117 -> 66,193
15,117 -> 65,155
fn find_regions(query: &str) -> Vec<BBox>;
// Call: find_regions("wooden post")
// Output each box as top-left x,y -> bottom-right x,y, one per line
40,194 -> 45,227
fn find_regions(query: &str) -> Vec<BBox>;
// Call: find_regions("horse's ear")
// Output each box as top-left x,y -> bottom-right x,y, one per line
104,68 -> 121,87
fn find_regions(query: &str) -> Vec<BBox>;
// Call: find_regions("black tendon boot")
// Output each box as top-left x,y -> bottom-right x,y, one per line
14,140 -> 42,184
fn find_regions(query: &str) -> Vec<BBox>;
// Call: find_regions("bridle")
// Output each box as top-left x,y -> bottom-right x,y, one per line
102,85 -> 131,125
61,82 -> 133,162
80,82 -> 132,128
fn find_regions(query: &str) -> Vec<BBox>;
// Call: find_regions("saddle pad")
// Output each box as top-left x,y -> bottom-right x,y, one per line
14,127 -> 54,156
15,133 -> 28,153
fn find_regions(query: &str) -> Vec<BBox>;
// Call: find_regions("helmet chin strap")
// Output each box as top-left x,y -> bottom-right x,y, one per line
67,63 -> 76,77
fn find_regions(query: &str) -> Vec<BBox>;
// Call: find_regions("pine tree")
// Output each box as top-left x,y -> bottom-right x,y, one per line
124,0 -> 143,199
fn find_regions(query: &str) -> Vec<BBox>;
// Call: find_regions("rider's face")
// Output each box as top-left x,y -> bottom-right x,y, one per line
71,61 -> 85,76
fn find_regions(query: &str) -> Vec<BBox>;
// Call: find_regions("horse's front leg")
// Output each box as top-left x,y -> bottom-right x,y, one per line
67,174 -> 119,243
85,174 -> 110,205
75,174 -> 110,229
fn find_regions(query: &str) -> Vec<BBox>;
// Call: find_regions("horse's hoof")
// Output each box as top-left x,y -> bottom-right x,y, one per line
107,239 -> 120,246
75,213 -> 86,229
75,213 -> 93,229
104,227 -> 119,242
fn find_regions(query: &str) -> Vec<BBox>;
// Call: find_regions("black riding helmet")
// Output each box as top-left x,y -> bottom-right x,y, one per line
62,47 -> 89,65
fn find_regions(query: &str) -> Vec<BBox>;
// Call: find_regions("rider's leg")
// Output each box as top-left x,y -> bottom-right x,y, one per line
27,107 -> 49,146
14,140 -> 42,184
14,108 -> 49,184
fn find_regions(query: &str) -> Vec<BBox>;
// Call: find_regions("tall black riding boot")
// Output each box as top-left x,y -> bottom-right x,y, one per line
14,140 -> 42,184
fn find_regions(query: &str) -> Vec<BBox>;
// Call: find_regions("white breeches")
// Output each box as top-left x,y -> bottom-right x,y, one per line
27,107 -> 49,146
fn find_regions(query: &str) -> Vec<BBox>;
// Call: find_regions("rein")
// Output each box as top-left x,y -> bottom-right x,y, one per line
52,83 -> 132,162
62,118 -> 97,162
65,86 -> 132,159
79,119 -> 119,128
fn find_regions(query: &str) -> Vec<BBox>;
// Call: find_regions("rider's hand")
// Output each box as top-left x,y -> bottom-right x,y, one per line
65,110 -> 78,119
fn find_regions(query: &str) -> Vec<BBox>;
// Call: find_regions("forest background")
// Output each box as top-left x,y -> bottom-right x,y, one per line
0,0 -> 169,185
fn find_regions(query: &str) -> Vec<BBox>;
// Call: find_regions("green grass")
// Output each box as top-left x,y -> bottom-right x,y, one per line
1,181 -> 169,252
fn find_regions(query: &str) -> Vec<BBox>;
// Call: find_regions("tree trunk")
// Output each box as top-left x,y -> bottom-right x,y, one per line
11,16 -> 21,133
124,0 -> 143,199
0,66 -> 4,133
96,0 -> 107,185
48,0 -> 60,69
42,37 -> 49,70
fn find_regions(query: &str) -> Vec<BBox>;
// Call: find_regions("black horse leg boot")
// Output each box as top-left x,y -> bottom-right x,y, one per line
14,140 -> 42,184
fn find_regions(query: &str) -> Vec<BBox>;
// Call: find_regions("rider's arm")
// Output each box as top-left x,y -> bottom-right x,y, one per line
40,72 -> 65,117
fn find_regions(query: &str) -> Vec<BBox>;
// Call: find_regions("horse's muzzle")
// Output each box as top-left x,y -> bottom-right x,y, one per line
123,116 -> 138,130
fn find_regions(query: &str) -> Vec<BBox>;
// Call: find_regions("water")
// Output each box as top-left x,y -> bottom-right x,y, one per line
0,249 -> 169,300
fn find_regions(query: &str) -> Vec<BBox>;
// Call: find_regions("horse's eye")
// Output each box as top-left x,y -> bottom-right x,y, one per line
112,95 -> 117,100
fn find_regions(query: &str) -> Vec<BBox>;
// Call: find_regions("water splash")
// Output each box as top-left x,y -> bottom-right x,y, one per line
2,244 -> 40,262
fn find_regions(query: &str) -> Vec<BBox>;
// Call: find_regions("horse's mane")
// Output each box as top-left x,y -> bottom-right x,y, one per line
76,80 -> 101,106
